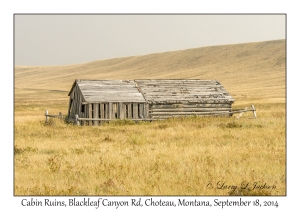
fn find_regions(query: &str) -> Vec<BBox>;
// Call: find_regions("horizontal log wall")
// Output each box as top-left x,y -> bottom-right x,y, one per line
149,103 -> 232,119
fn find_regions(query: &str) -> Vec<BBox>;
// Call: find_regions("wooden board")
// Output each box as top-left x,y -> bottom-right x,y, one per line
150,108 -> 232,112
100,103 -> 104,119
144,104 -> 149,119
109,102 -> 113,119
119,102 -> 124,120
127,103 -> 132,119
152,103 -> 231,108
88,103 -> 92,126
139,104 -> 144,119
94,103 -> 99,126
133,103 -> 138,119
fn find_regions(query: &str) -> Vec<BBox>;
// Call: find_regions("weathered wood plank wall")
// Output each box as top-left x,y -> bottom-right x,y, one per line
67,79 -> 234,125
135,79 -> 234,120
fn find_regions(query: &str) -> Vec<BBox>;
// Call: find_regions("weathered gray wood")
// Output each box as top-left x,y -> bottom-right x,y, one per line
109,102 -> 113,119
151,108 -> 256,117
143,91 -> 228,95
85,103 -> 88,118
144,103 -> 149,119
251,105 -> 257,118
94,103 -> 99,126
236,107 -> 247,119
75,114 -> 80,125
100,103 -> 104,119
150,99 -> 234,103
78,87 -> 83,118
111,104 -> 114,119
67,98 -> 72,119
88,103 -> 92,126
143,95 -> 233,99
105,103 -> 109,119
111,103 -> 116,119
76,80 -> 146,103
133,103 -> 138,119
127,103 -> 132,119
77,118 -> 154,121
151,111 -> 230,116
134,79 -> 233,105
138,103 -> 144,119
68,79 -> 234,124
119,102 -> 124,119
150,108 -> 232,112
152,103 -> 231,108
45,110 -> 49,123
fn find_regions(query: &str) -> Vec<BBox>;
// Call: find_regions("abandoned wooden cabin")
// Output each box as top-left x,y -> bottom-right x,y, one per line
67,79 -> 234,125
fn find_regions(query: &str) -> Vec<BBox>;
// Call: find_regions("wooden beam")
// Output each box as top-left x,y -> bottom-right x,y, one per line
111,103 -> 116,119
152,103 -> 232,108
138,104 -> 144,119
85,103 -> 88,118
109,102 -> 113,119
150,108 -> 232,112
133,103 -> 138,119
94,103 -> 99,126
105,103 -> 109,119
45,110 -> 49,123
150,111 -> 230,116
128,103 -> 132,119
251,105 -> 257,119
88,103 -> 92,126
77,118 -> 154,121
144,103 -> 149,119
119,102 -> 124,119
75,114 -> 80,125
236,107 -> 247,119
100,103 -> 104,119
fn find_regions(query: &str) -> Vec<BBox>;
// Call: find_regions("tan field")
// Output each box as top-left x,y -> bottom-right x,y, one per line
14,39 -> 286,195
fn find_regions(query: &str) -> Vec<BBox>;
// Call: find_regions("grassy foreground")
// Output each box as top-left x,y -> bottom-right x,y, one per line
14,99 -> 286,196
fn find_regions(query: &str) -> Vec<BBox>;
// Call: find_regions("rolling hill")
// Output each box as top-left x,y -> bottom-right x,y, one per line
15,39 -> 286,102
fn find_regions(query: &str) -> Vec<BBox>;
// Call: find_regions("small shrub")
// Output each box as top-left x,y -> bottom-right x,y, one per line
158,124 -> 168,129
99,179 -> 117,194
14,146 -> 24,155
219,122 -> 242,128
103,135 -> 113,142
14,146 -> 38,155
128,134 -> 147,145
47,155 -> 61,172
72,148 -> 84,155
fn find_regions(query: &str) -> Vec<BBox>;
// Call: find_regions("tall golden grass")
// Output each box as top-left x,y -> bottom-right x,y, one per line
14,99 -> 286,195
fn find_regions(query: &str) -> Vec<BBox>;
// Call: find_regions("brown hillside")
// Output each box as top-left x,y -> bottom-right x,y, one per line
15,39 -> 285,101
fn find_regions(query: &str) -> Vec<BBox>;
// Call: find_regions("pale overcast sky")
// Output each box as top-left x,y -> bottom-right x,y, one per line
15,14 -> 286,66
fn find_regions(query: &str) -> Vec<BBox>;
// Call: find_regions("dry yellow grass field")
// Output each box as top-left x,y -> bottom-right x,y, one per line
14,39 -> 286,195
